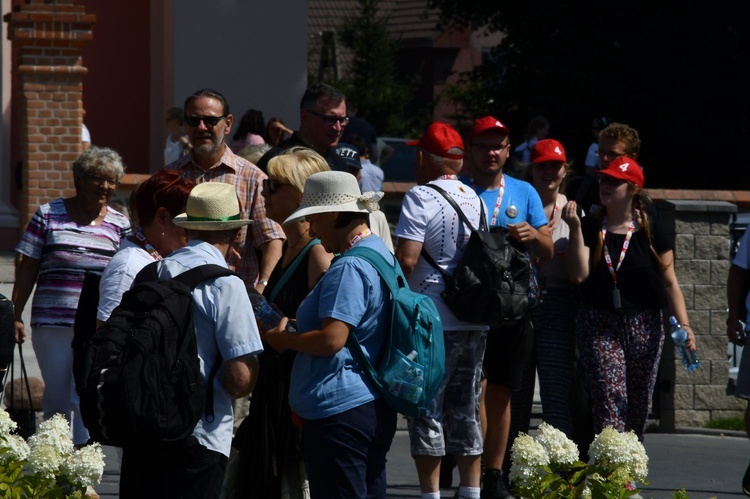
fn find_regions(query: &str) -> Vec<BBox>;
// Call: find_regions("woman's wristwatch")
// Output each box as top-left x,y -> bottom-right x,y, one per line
258,278 -> 269,287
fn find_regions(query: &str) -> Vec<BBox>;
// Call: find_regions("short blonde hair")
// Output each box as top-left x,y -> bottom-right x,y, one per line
267,146 -> 330,192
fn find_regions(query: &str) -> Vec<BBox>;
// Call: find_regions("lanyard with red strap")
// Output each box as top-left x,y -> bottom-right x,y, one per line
601,217 -> 635,309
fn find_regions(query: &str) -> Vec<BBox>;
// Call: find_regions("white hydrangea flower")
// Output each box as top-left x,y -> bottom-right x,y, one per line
536,422 -> 579,465
28,414 -> 75,457
60,442 -> 106,488
589,426 -> 648,483
0,407 -> 18,435
509,433 -> 550,485
0,433 -> 30,462
27,442 -> 66,479
581,485 -> 592,499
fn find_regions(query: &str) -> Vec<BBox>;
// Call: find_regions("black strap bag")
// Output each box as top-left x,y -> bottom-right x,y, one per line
420,183 -> 530,328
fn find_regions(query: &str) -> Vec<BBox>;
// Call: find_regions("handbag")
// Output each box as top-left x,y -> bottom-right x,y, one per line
2,342 -> 38,439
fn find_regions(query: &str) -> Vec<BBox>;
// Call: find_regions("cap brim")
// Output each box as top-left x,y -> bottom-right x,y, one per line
405,140 -> 419,146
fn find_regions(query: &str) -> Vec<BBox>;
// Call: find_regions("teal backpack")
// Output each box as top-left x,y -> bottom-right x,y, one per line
343,246 -> 445,418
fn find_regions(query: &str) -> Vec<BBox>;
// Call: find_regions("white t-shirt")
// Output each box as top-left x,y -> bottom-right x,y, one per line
81,124 -> 91,144
396,178 -> 489,331
97,238 -> 155,322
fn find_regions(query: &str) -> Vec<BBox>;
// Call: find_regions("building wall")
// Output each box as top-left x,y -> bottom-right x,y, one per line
170,0 -> 308,160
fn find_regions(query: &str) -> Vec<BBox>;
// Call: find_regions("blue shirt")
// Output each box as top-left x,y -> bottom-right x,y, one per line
290,235 -> 392,419
157,240 -> 263,457
462,174 -> 548,230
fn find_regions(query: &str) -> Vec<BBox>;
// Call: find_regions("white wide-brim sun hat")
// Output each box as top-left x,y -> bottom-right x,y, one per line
173,182 -> 253,230
283,171 -> 384,226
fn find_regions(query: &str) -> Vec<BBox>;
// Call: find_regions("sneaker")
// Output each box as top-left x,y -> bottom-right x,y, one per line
743,461 -> 750,496
481,468 -> 515,499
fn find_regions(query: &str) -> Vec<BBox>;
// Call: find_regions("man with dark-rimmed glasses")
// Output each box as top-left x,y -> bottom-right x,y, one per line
168,88 -> 284,294
256,82 -> 350,173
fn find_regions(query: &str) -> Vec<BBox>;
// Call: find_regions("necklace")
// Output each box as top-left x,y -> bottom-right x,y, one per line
71,199 -> 105,226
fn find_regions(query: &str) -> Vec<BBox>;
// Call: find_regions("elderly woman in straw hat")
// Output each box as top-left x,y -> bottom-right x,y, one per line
262,171 -> 396,498
118,181 -> 263,499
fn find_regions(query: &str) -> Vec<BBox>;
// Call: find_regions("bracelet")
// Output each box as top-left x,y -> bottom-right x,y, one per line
258,278 -> 269,286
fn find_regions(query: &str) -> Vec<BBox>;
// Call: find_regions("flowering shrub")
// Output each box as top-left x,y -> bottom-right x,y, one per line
510,422 -> 648,499
0,407 -> 105,498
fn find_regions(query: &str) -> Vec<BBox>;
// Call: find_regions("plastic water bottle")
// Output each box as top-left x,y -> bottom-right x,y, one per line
669,316 -> 699,371
247,289 -> 295,332
383,350 -> 424,403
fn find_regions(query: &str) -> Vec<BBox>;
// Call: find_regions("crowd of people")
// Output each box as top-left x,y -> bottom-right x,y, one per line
8,81 -> 704,499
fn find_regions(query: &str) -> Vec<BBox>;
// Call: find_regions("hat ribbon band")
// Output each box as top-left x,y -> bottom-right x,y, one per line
187,213 -> 241,222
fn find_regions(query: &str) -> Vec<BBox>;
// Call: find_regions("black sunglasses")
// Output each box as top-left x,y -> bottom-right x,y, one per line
263,178 -> 292,194
185,115 -> 227,127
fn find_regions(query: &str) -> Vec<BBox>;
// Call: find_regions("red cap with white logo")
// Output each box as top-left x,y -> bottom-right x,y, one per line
531,139 -> 567,163
469,116 -> 510,141
596,156 -> 644,188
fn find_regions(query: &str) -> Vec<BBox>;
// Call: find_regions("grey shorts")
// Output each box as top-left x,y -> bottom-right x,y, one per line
408,329 -> 487,457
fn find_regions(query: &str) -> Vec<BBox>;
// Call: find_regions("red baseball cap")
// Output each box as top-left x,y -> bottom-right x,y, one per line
469,116 -> 510,141
406,122 -> 464,160
597,156 -> 644,188
531,139 -> 567,163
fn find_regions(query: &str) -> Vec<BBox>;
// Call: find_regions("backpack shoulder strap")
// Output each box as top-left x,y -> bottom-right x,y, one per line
422,183 -> 487,231
338,246 -> 396,393
173,264 -> 235,289
132,260 -> 160,286
343,246 -> 403,295
269,238 -> 321,303
419,183 -> 488,275
165,263 -> 234,423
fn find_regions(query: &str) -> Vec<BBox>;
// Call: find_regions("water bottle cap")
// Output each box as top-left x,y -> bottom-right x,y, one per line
669,316 -> 678,325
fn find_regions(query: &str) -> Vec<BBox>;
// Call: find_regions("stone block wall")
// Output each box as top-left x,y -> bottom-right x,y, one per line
655,200 -> 746,429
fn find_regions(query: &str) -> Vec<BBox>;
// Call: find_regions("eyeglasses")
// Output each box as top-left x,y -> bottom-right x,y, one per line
596,150 -> 625,161
472,142 -> 510,153
596,176 -> 627,186
305,109 -> 349,127
88,175 -> 117,186
184,115 -> 227,127
263,178 -> 292,194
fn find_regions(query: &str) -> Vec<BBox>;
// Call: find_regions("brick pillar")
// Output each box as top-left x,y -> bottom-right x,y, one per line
3,0 -> 95,232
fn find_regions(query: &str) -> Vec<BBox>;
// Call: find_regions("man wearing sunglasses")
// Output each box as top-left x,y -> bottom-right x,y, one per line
256,83 -> 350,173
168,88 -> 284,293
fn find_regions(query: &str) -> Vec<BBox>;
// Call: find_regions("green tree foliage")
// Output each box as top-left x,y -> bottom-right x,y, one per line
334,0 -> 427,137
429,2 -> 749,189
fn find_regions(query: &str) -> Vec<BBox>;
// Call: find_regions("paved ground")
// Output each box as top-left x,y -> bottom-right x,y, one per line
2,249 -> 750,498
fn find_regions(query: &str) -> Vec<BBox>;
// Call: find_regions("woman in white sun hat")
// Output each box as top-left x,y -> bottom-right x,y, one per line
262,170 -> 397,499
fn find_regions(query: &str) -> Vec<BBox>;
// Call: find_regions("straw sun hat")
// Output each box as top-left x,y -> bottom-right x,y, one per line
173,182 -> 253,230
283,171 -> 383,225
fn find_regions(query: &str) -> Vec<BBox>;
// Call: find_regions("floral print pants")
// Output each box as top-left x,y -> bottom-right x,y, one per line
575,306 -> 665,441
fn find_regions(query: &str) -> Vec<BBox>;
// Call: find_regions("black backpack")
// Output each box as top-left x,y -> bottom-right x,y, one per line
77,261 -> 233,448
420,184 -> 530,328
